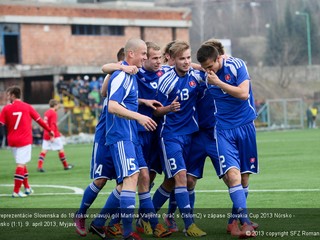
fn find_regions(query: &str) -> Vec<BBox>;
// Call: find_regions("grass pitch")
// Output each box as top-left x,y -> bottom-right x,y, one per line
0,129 -> 319,239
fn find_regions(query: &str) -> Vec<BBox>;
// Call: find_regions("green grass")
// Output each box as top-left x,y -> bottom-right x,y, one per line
0,129 -> 319,239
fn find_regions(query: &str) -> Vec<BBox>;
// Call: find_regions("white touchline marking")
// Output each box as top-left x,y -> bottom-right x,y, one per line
0,184 -> 84,197
0,184 -> 319,197
193,189 -> 320,193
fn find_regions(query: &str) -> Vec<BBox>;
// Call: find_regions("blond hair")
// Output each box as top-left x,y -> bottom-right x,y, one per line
169,40 -> 190,59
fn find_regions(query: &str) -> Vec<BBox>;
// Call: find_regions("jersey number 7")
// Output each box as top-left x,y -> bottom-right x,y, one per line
12,112 -> 22,130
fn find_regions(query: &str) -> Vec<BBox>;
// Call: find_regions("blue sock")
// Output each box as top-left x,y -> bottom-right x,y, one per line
188,188 -> 195,215
121,190 -> 136,237
78,182 -> 101,215
108,203 -> 121,226
228,206 -> 238,224
93,188 -> 120,227
108,188 -> 122,226
139,192 -> 158,229
175,187 -> 193,229
229,184 -> 250,225
228,185 -> 249,224
167,191 -> 177,218
152,185 -> 171,212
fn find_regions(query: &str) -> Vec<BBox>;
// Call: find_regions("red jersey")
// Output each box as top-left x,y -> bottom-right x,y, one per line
43,108 -> 61,140
0,100 -> 51,147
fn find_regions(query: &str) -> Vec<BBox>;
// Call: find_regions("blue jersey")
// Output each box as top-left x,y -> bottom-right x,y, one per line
106,61 -> 139,145
207,57 -> 256,129
197,81 -> 216,130
157,68 -> 205,138
136,67 -> 165,132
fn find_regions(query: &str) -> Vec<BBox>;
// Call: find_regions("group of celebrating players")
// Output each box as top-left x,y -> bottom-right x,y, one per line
0,37 -> 259,240
73,38 -> 259,240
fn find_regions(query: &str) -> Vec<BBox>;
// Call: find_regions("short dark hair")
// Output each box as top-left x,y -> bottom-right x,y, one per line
196,45 -> 219,64
49,99 -> 59,108
6,85 -> 21,99
117,47 -> 125,61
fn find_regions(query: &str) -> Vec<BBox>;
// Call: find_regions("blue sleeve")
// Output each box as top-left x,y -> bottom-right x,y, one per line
236,60 -> 250,86
108,71 -> 127,103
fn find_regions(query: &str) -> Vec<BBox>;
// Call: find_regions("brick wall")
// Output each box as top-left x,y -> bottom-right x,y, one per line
1,3 -> 190,66
0,4 -> 191,21
19,24 -> 190,66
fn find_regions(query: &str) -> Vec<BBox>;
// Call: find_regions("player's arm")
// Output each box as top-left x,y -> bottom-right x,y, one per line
153,96 -> 180,117
108,100 -> 157,131
0,118 -> 4,126
101,63 -> 138,75
100,75 -> 110,97
191,62 -> 204,71
35,117 -> 54,137
207,70 -> 250,100
138,98 -> 163,110
0,108 -> 5,126
30,107 -> 54,136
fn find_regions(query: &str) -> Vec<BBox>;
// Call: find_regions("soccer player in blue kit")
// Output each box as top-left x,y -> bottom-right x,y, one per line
101,41 -> 172,238
197,41 -> 258,238
73,48 -> 135,238
152,40 -> 207,237
104,38 -> 158,240
186,40 -> 228,194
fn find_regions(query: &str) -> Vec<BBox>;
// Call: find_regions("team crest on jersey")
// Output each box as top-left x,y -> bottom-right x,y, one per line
150,82 -> 158,89
225,74 -> 231,81
189,80 -> 197,88
156,71 -> 163,77
250,157 -> 256,163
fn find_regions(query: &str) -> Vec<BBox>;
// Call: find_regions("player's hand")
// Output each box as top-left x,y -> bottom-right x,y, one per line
170,96 -> 180,112
49,130 -> 55,139
137,115 -> 157,131
207,70 -> 221,86
122,66 -> 139,75
144,100 -> 163,110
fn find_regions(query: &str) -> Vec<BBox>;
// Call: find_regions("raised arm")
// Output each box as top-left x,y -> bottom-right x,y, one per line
101,63 -> 139,75
207,70 -> 250,100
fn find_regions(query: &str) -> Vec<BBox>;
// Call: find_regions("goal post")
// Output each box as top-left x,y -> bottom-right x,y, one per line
255,98 -> 304,130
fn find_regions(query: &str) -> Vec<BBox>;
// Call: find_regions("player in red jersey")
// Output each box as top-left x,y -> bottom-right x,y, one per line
0,86 -> 54,198
37,99 -> 73,172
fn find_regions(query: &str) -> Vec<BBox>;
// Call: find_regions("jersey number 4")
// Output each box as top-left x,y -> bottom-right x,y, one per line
12,112 -> 22,130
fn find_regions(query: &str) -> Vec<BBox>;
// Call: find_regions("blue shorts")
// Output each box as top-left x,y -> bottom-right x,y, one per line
160,134 -> 192,179
139,131 -> 162,174
215,122 -> 259,178
187,129 -> 219,179
109,141 -> 146,183
90,142 -> 117,180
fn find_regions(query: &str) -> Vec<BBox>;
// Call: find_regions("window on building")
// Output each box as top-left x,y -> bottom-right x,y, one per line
71,25 -> 124,36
